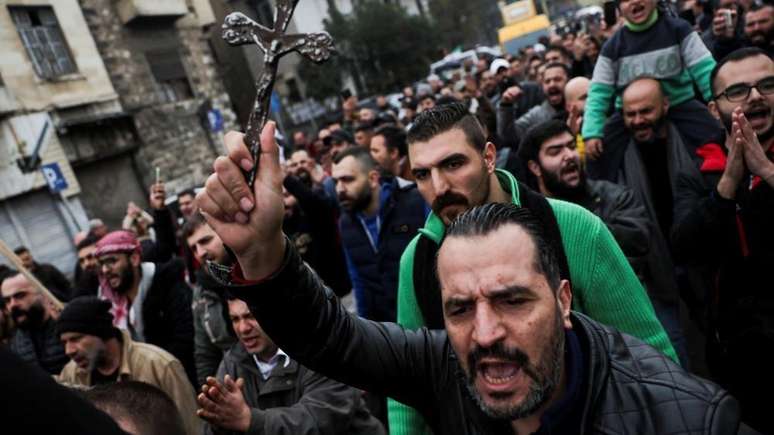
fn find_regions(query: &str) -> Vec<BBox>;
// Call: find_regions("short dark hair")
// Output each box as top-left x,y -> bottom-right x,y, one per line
710,47 -> 773,98
81,381 -> 186,435
518,119 -> 574,163
13,246 -> 29,256
444,203 -> 561,291
542,62 -> 571,79
407,102 -> 487,151
181,212 -> 208,242
178,188 -> 196,199
354,121 -> 374,133
76,234 -> 101,251
546,45 -> 572,62
373,124 -> 408,157
0,268 -> 20,288
333,146 -> 378,172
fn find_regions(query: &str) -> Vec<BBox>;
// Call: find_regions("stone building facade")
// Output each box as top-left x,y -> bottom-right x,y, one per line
74,0 -> 238,226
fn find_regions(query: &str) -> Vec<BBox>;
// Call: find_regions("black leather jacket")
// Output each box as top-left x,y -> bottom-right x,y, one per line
228,243 -> 750,435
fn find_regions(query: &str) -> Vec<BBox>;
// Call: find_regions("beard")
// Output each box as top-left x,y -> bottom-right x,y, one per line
340,188 -> 372,213
295,168 -> 313,188
464,306 -> 565,420
11,300 -> 46,330
718,107 -> 774,144
432,160 -> 490,223
76,269 -> 100,295
110,266 -> 135,295
542,162 -> 586,202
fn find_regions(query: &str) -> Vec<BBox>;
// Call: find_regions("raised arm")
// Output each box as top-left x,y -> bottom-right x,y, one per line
196,124 -> 448,416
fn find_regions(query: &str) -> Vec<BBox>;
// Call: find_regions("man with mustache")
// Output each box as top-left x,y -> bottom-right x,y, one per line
1,271 -> 68,374
671,47 -> 774,434
57,296 -> 200,435
195,104 -> 678,434
519,119 -> 650,264
517,120 -> 689,357
710,3 -> 774,60
198,296 -> 384,434
95,230 -> 195,384
605,76 -> 699,366
194,130 -> 749,433
511,63 -> 569,146
331,147 -> 426,322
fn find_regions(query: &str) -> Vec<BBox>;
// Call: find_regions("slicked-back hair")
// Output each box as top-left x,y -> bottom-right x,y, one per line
333,146 -> 378,172
518,119 -> 574,163
81,381 -> 186,435
407,102 -> 487,151
373,124 -> 408,157
444,203 -> 561,291
710,47 -> 773,98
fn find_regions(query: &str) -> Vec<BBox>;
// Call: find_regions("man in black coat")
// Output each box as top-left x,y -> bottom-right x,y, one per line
1,271 -> 68,374
671,47 -> 774,434
95,230 -> 195,384
195,124 -> 755,435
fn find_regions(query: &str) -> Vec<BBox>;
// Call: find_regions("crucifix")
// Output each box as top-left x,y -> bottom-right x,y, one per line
222,0 -> 335,186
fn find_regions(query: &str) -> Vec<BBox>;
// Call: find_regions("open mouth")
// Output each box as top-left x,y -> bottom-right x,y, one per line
630,4 -> 647,20
242,336 -> 259,348
476,360 -> 522,391
745,107 -> 771,125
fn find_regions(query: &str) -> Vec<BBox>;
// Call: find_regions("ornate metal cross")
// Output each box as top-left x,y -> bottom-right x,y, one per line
222,0 -> 335,186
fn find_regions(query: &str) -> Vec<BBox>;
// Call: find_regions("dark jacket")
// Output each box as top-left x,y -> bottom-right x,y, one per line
579,179 -> 651,275
615,123 -> 703,302
32,262 -> 72,302
671,139 -> 774,434
139,207 -> 178,264
0,346 -> 125,435
192,269 -> 236,386
227,244 -> 749,435
496,81 -> 545,150
142,258 -> 196,384
338,177 -> 426,321
205,342 -> 385,435
283,175 -> 351,297
8,316 -> 68,375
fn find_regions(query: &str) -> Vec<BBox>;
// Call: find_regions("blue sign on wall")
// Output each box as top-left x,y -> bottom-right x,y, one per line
207,109 -> 224,132
42,162 -> 68,193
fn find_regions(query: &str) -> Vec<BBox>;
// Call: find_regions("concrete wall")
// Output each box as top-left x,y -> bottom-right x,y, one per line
0,0 -> 119,111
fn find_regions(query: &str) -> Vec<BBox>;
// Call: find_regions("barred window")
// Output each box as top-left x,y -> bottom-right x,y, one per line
145,49 -> 194,103
9,6 -> 77,79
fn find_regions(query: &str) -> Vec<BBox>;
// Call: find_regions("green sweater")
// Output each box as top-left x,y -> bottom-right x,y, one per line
388,170 -> 677,435
582,10 -> 716,140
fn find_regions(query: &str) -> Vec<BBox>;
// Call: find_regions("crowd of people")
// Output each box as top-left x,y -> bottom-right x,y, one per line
1,0 -> 773,434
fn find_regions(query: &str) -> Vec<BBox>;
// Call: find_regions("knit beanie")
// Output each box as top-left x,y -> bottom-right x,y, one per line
57,296 -> 119,339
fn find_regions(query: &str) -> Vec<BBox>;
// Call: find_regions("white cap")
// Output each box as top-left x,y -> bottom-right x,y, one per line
489,58 -> 510,75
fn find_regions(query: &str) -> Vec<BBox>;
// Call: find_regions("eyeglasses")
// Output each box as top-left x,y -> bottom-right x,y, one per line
715,76 -> 774,102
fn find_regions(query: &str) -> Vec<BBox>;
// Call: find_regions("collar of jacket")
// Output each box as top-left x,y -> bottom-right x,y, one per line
418,169 -> 522,244
537,328 -> 586,434
231,342 -> 300,394
73,330 -> 136,383
625,8 -> 659,32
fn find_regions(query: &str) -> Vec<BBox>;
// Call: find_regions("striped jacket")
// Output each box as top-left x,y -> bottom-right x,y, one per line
582,10 -> 716,141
